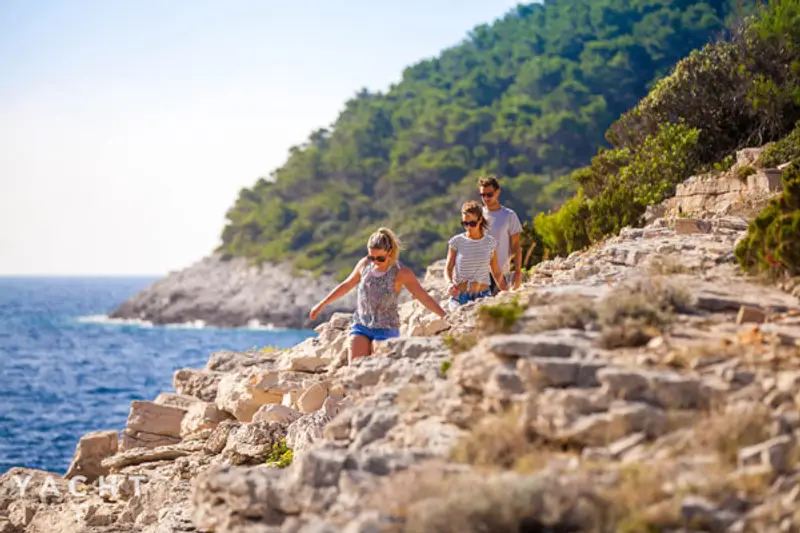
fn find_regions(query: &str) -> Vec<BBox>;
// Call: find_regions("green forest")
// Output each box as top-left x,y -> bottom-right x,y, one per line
218,0 -> 759,279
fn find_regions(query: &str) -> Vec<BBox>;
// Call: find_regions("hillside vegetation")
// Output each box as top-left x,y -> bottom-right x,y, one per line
533,0 -> 800,264
218,0 -> 754,278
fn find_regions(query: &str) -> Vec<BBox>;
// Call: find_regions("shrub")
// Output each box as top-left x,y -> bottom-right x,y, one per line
596,278 -> 694,348
533,189 -> 591,258
439,360 -> 452,376
265,438 -> 293,468
476,297 -> 526,335
442,332 -> 479,355
735,164 -> 757,180
735,159 -> 800,277
758,120 -> 800,167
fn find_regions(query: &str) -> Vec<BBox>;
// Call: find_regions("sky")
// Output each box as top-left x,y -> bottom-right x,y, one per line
0,0 -> 522,276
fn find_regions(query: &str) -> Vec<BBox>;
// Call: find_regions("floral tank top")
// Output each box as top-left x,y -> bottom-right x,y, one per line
353,261 -> 401,330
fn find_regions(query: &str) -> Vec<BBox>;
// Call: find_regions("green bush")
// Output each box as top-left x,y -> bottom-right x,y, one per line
533,189 -> 590,258
735,159 -> 800,277
736,165 -> 757,181
533,122 -> 700,254
758,120 -> 800,167
476,297 -> 526,335
265,438 -> 294,468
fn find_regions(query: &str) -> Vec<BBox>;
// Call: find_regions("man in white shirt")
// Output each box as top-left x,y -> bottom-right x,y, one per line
478,175 -> 523,293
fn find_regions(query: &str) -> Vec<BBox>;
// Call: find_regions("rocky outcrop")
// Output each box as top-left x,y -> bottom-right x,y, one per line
4,152 -> 800,532
107,253 -> 359,329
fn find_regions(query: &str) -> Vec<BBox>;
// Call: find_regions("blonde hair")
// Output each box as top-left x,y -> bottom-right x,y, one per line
461,200 -> 489,236
367,227 -> 401,263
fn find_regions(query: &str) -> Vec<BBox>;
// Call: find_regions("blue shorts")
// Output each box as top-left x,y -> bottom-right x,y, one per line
449,289 -> 492,309
350,323 -> 400,342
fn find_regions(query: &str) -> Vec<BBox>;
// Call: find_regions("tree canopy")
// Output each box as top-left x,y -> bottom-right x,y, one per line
219,0 -> 755,279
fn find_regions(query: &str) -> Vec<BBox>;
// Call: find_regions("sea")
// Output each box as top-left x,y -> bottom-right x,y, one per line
0,276 -> 316,475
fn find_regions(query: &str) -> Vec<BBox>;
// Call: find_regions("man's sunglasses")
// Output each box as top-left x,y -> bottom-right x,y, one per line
480,192 -> 494,198
461,220 -> 479,228
368,255 -> 388,263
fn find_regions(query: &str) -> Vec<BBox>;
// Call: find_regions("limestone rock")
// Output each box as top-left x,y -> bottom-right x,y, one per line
153,392 -> 203,410
204,420 -> 241,455
297,383 -> 329,414
222,422 -> 287,465
738,435 -> 795,474
253,404 -> 303,425
126,401 -> 186,438
173,368 -> 223,402
103,441 -> 204,471
64,430 -> 119,482
180,401 -> 234,437
215,373 -> 283,422
120,429 -> 181,451
192,464 -> 287,532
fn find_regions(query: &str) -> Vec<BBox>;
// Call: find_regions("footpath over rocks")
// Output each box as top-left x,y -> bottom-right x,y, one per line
2,148 -> 800,533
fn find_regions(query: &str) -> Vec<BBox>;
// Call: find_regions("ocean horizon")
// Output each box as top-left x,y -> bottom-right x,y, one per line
0,276 -> 316,475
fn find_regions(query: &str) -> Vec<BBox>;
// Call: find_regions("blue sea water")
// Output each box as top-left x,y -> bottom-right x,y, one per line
0,277 -> 316,475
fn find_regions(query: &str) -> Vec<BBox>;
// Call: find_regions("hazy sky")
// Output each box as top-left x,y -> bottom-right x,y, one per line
0,0 -> 521,276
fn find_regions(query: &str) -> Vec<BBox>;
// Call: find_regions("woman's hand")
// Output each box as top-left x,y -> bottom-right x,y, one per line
447,282 -> 459,297
309,302 -> 325,321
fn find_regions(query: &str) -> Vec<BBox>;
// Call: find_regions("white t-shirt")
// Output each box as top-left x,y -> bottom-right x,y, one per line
448,233 -> 498,286
483,205 -> 522,274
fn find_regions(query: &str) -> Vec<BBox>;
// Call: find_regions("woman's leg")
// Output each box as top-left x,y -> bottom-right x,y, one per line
348,334 -> 372,365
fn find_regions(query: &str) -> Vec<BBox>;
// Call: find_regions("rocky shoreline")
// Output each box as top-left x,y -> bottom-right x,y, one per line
108,255 -> 359,330
3,149 -> 800,533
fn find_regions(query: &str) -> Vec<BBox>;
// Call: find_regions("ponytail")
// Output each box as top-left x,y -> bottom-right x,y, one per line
367,227 -> 401,263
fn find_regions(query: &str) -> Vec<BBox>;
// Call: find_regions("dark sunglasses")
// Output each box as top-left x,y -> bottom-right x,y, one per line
461,220 -> 479,228
368,255 -> 388,263
480,192 -> 494,198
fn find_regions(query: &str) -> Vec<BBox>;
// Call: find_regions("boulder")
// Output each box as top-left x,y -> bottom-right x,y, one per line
173,368 -> 223,402
180,402 -> 234,437
64,430 -> 119,482
126,401 -> 186,438
215,373 -> 283,422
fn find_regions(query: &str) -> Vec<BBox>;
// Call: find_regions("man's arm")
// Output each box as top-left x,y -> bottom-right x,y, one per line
509,212 -> 523,290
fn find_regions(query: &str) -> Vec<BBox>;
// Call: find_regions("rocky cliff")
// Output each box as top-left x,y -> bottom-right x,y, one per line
4,149 -> 800,533
108,255 -> 358,329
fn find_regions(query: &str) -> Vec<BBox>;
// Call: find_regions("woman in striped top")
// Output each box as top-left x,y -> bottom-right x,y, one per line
445,200 -> 507,310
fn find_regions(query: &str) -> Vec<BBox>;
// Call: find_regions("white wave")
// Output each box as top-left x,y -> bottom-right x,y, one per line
76,315 -> 154,328
75,315 -> 283,331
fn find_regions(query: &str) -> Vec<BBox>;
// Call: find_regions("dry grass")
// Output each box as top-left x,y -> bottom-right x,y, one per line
596,461 -> 679,533
401,473 -> 611,533
593,278 -> 694,348
450,408 -> 536,470
647,254 -> 694,275
672,404 -> 773,467
525,294 -> 598,333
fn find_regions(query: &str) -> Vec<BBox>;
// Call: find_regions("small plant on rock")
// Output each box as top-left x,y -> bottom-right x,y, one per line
596,278 -> 693,348
265,438 -> 293,468
735,164 -> 756,181
476,297 -> 526,335
440,360 -> 452,376
442,331 -> 479,355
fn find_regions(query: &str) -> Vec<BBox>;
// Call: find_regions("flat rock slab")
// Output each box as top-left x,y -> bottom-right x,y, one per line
681,278 -> 800,313
102,441 -> 205,471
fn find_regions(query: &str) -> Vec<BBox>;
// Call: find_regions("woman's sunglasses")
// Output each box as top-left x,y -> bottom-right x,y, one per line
461,220 -> 479,228
368,255 -> 388,263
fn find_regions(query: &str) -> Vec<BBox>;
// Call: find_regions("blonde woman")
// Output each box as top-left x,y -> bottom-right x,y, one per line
445,201 -> 507,310
310,227 -> 447,362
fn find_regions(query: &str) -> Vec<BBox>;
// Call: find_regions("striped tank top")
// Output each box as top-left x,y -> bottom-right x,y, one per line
448,233 -> 498,286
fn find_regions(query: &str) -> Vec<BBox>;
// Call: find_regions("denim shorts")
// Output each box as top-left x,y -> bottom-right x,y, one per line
449,289 -> 492,309
350,322 -> 400,342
